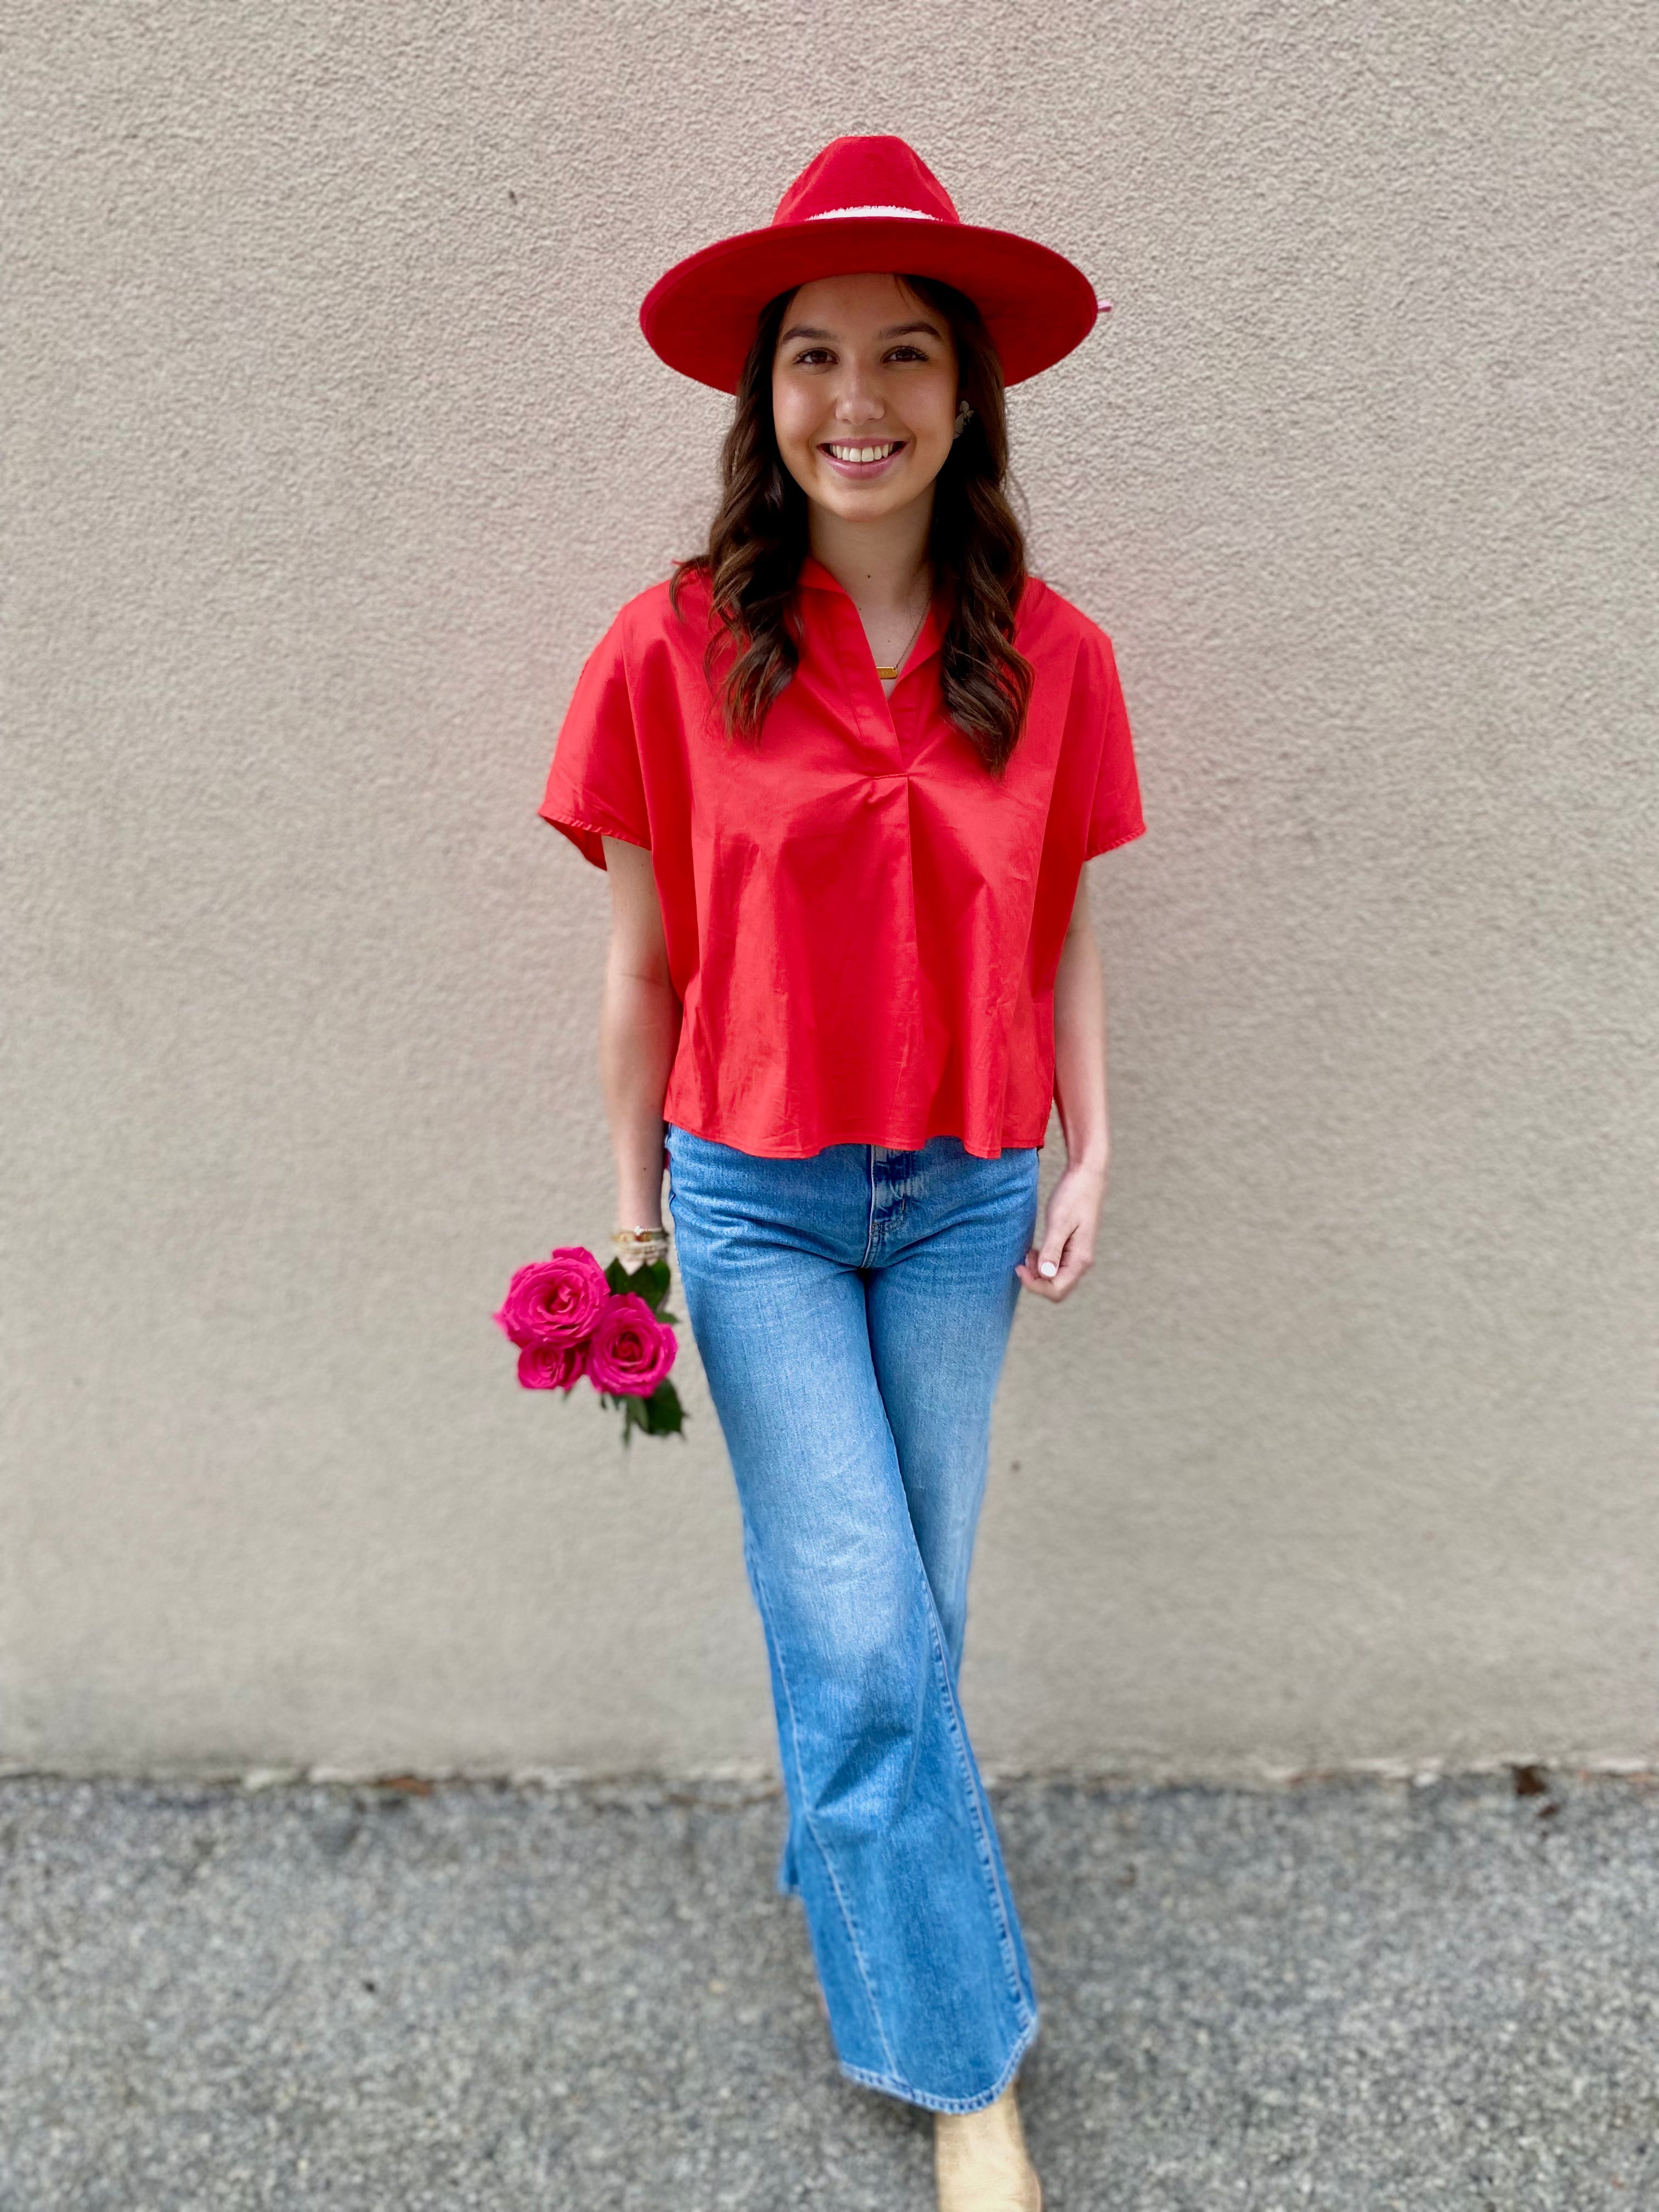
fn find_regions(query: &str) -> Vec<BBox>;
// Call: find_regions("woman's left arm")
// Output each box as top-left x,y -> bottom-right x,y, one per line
1015,876 -> 1110,1302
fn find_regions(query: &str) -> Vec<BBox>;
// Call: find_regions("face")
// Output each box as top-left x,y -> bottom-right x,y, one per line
771,273 -> 959,524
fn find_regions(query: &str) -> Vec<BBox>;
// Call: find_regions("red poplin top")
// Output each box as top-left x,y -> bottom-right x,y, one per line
538,557 -> 1144,1160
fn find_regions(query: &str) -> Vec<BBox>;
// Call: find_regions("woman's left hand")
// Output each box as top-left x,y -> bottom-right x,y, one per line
1015,1158 -> 1107,1302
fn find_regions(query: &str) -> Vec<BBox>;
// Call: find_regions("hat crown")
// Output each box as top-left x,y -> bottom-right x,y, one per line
771,136 -> 960,228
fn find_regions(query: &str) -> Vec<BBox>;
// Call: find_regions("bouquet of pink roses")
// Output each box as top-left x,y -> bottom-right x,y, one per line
493,1246 -> 684,1446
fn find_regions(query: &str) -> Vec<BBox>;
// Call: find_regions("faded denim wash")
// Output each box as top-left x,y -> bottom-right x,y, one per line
664,1122 -> 1042,2113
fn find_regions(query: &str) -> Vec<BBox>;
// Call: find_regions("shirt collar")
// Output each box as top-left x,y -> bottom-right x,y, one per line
797,554 -> 848,596
795,555 -> 948,673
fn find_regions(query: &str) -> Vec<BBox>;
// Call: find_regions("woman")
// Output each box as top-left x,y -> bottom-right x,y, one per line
539,136 -> 1144,2212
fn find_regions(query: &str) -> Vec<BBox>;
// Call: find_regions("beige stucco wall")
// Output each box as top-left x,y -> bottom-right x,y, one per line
4,0 -> 1655,1780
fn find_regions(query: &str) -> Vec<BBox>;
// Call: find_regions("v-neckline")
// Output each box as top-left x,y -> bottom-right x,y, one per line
799,556 -> 945,725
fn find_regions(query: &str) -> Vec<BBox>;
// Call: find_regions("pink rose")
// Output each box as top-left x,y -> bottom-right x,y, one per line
586,1292 -> 678,1397
494,1246 -> 610,1348
516,1339 -> 588,1393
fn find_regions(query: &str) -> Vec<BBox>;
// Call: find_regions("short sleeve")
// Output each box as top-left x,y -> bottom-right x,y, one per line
1084,631 -> 1146,860
537,611 -> 651,870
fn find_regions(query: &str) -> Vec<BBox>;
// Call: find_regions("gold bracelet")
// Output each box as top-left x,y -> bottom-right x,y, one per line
612,1223 -> 670,1270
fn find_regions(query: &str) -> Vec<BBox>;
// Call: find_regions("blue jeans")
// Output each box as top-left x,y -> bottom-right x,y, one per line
664,1124 -> 1042,2113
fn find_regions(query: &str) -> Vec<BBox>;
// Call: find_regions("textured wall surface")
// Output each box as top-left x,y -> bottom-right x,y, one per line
4,0 -> 1655,1778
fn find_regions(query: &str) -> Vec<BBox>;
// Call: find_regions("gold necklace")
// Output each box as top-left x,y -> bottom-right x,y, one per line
873,589 -> 931,682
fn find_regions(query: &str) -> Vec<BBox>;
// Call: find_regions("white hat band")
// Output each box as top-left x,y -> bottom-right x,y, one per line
806,204 -> 941,222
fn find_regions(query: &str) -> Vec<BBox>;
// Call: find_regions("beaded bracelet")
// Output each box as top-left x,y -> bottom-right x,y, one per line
613,1224 -> 671,1270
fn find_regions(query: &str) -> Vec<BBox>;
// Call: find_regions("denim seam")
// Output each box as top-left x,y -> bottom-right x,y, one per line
744,1537 -> 900,2084
925,1595 -> 1033,2021
836,2002 -> 1040,2113
864,1148 -> 914,1262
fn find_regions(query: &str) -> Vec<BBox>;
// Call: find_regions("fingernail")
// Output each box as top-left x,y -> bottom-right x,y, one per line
1039,1260 -> 1058,1279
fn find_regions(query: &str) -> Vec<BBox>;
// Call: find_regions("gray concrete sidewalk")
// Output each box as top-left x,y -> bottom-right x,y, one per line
1,1771 -> 1655,2210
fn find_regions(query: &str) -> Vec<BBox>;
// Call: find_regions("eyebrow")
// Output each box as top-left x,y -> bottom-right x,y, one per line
778,319 -> 945,346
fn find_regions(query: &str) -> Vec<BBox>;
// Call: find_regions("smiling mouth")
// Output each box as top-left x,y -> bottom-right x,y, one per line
821,441 -> 906,467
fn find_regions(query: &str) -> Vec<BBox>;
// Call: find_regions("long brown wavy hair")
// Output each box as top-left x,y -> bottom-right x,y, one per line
670,274 -> 1034,772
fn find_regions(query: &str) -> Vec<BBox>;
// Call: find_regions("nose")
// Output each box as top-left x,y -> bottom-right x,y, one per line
833,361 -> 887,427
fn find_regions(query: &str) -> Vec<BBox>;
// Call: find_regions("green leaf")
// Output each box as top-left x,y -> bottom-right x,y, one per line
597,1380 -> 685,1443
603,1256 -> 673,1312
639,1381 -> 685,1437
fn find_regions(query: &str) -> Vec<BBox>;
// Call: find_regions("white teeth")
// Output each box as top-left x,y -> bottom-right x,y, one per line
828,442 -> 899,464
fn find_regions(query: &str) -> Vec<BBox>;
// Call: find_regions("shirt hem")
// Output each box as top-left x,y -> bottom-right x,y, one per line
664,1110 -> 1049,1162
1084,818 -> 1147,861
538,804 -> 651,869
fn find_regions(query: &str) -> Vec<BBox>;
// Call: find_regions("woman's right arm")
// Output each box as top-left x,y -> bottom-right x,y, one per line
599,836 -> 681,1231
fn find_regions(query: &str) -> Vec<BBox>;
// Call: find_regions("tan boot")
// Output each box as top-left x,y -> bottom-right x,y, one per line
933,2081 -> 1042,2211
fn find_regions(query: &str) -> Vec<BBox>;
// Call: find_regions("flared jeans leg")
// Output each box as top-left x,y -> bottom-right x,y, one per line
664,1126 -> 1041,2113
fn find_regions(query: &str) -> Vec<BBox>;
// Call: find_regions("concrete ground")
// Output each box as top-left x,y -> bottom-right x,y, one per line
1,1771 -> 1655,2210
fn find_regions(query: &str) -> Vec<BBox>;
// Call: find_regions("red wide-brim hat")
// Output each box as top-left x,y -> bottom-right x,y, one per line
639,135 -> 1107,394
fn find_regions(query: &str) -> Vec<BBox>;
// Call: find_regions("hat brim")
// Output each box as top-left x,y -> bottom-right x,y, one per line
639,217 -> 1102,393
